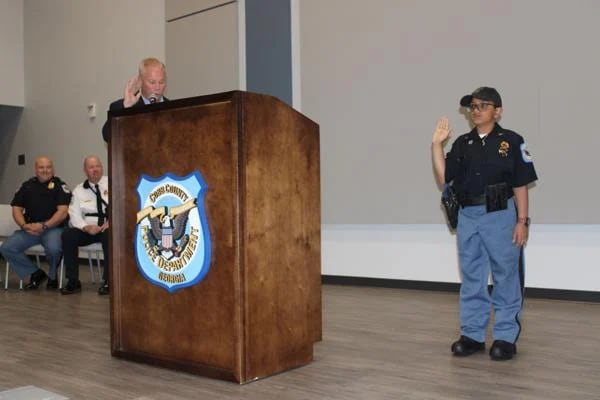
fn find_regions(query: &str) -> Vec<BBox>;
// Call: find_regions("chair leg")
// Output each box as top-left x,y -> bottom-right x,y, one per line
4,262 -> 24,290
58,258 -> 64,289
96,251 -> 103,283
88,252 -> 95,283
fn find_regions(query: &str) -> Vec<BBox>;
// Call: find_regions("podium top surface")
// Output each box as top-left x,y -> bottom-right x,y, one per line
108,90 -> 316,126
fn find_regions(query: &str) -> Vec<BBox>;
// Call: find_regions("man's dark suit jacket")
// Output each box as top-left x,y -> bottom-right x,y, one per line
102,97 -> 168,142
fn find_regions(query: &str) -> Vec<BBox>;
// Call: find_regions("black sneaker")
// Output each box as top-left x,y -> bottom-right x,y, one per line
60,280 -> 82,295
98,281 -> 109,296
46,278 -> 59,289
24,269 -> 48,290
451,335 -> 485,356
489,340 -> 517,361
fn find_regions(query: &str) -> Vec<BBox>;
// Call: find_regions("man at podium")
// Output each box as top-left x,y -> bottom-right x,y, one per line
102,57 -> 168,141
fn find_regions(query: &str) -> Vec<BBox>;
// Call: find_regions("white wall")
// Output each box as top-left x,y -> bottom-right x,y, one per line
323,224 -> 600,292
297,1 -> 600,292
0,0 -> 165,201
166,0 -> 241,99
165,0 -> 228,20
299,0 -> 600,225
0,0 -> 24,106
2,1 -> 597,293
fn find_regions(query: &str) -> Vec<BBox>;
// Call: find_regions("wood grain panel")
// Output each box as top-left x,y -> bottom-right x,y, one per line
242,93 -> 321,379
110,95 -> 241,381
107,91 -> 321,383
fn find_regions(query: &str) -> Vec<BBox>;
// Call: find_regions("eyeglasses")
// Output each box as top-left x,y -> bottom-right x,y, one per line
466,102 -> 496,112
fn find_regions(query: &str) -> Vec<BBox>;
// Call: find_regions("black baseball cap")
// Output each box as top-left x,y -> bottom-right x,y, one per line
460,87 -> 502,107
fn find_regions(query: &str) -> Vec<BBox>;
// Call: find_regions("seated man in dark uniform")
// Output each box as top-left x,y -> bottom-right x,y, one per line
60,155 -> 110,295
0,156 -> 71,289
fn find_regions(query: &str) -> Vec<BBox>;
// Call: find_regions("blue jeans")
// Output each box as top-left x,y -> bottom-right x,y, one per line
456,200 -> 524,343
0,227 -> 63,280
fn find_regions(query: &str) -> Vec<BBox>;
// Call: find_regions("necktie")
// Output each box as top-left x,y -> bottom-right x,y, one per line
95,184 -> 105,226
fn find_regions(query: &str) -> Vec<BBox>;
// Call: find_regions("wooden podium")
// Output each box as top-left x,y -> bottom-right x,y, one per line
107,91 -> 321,383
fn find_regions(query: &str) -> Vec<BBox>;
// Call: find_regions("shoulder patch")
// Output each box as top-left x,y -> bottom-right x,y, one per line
520,143 -> 533,163
61,184 -> 70,193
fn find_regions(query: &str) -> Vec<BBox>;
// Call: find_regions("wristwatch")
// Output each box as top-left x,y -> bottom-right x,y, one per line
517,217 -> 530,227
42,222 -> 49,230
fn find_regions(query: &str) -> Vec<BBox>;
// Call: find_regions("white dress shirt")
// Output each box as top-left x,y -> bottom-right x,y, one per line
68,175 -> 109,230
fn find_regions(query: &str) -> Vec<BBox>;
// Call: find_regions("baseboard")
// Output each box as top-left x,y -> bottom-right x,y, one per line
321,275 -> 600,303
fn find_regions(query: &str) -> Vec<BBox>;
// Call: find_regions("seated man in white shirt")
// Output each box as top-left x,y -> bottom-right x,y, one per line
60,155 -> 110,295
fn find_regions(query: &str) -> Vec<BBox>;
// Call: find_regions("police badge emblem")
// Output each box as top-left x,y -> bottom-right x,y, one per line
135,171 -> 211,292
498,141 -> 510,157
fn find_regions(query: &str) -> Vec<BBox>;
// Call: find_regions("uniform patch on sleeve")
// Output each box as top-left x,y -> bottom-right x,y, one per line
61,184 -> 70,193
520,143 -> 533,163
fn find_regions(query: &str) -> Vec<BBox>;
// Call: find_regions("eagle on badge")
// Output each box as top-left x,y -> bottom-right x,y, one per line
147,208 -> 191,260
498,141 -> 510,157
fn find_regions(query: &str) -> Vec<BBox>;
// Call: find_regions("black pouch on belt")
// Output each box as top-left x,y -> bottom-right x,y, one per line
485,182 -> 509,212
441,184 -> 459,229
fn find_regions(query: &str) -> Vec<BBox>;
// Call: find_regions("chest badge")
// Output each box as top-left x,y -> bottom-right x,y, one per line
498,141 -> 510,157
47,181 -> 55,189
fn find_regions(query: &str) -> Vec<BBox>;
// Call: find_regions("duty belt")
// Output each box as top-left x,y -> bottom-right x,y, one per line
460,193 -> 513,207
460,195 -> 486,207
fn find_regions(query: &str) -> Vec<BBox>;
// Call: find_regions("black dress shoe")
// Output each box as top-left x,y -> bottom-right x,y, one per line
451,335 -> 485,356
490,340 -> 516,361
98,281 -> 109,296
24,269 -> 48,290
46,278 -> 59,289
60,280 -> 82,295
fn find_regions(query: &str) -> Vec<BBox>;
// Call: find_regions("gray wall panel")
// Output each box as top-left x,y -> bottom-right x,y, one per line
166,2 -> 239,99
0,0 -> 24,106
0,0 -> 165,202
300,0 -> 600,224
245,0 -> 292,106
166,0 -> 232,20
